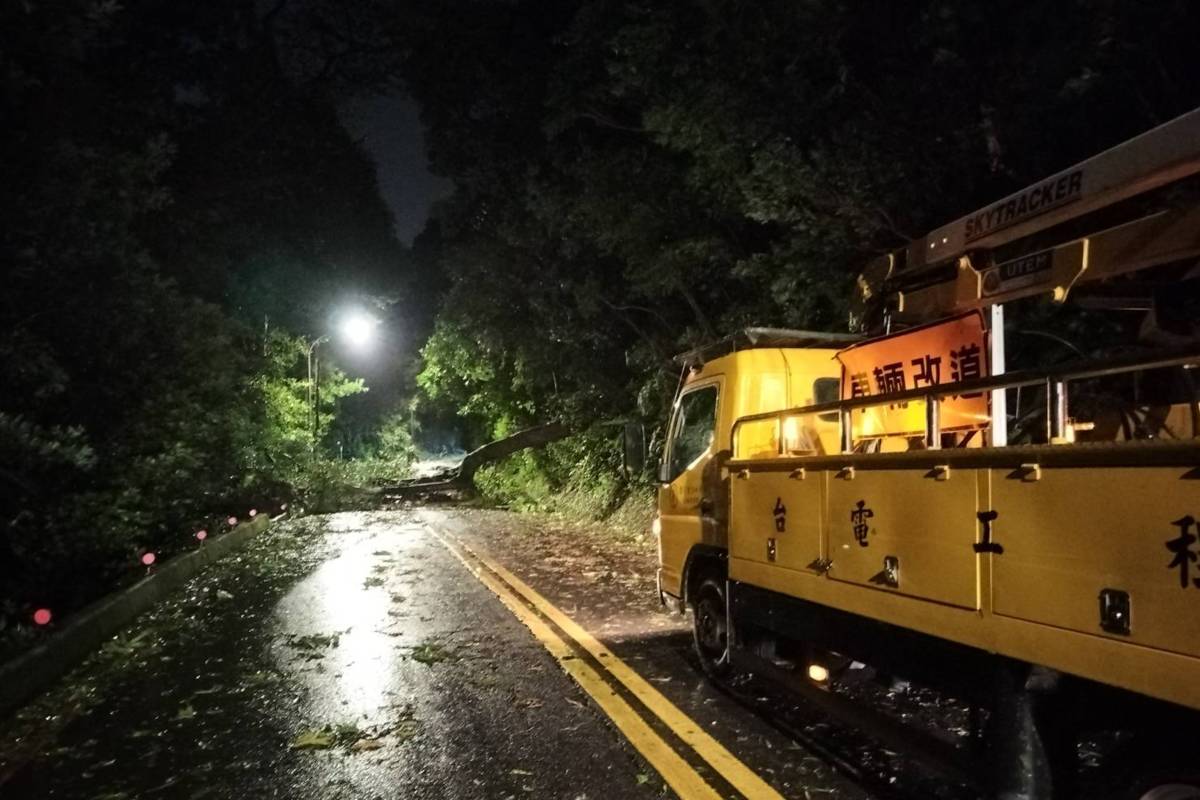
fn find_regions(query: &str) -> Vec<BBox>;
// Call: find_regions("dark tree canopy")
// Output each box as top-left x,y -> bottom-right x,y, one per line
0,0 -> 413,636
398,0 -> 1200,444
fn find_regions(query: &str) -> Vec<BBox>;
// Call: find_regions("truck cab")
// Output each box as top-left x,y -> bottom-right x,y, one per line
656,331 -> 850,609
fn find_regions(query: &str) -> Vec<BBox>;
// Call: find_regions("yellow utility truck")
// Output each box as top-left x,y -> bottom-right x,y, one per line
651,108 -> 1200,799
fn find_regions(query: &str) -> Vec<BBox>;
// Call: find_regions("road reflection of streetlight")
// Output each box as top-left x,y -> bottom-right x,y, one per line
308,310 -> 379,449
270,515 -> 400,725
315,537 -> 392,721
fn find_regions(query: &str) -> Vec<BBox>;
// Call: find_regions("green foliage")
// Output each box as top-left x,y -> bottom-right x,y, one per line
376,410 -> 418,465
475,432 -> 630,519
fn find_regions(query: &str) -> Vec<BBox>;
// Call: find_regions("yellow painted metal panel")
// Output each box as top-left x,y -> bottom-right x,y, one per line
991,465 -> 1200,658
825,467 -> 981,609
729,470 -> 823,573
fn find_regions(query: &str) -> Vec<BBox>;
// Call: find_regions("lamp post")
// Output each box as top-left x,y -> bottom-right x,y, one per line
307,334 -> 330,450
307,310 -> 378,452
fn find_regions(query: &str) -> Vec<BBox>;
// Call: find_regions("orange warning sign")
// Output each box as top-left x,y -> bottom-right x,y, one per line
836,312 -> 989,438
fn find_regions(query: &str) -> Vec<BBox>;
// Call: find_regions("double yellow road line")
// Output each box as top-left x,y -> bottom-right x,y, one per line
429,525 -> 784,800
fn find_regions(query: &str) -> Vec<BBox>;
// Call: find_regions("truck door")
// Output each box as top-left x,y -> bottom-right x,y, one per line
825,464 -> 982,609
658,381 -> 722,597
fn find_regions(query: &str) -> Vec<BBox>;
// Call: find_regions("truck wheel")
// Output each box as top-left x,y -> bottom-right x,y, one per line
691,576 -> 731,678
1122,777 -> 1200,800
1104,733 -> 1200,800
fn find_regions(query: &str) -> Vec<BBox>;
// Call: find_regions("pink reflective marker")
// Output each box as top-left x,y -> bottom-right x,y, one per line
141,552 -> 156,566
227,516 -> 238,527
196,530 -> 208,541
33,608 -> 52,626
249,509 -> 257,518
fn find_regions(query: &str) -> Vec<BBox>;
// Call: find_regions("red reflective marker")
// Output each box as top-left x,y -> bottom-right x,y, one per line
196,530 -> 208,541
227,516 -> 238,527
33,608 -> 52,626
141,552 -> 156,566
249,509 -> 257,518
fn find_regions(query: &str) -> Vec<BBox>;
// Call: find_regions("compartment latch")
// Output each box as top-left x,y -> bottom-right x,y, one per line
1099,588 -> 1131,636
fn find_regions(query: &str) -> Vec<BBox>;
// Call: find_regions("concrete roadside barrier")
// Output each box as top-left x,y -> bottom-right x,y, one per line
0,513 -> 275,718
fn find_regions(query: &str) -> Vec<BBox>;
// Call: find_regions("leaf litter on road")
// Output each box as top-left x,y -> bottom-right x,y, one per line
289,729 -> 336,750
284,632 -> 340,661
101,630 -> 157,660
291,716 -> 415,753
408,641 -> 455,665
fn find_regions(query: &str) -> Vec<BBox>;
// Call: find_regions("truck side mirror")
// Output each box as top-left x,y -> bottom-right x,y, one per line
622,422 -> 646,478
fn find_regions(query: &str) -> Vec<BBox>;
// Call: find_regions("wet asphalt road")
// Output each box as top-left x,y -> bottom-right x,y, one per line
427,509 -> 975,800
0,508 -> 978,799
0,511 -> 661,799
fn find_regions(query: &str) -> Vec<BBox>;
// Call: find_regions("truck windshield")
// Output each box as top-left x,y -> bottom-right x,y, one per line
668,386 -> 718,480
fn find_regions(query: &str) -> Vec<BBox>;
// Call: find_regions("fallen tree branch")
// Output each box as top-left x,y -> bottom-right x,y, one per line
381,421 -> 574,497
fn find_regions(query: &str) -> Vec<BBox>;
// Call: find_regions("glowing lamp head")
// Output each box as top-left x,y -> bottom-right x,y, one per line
280,502 -> 288,511
33,608 -> 52,626
249,509 -> 257,518
340,311 -> 377,349
227,516 -> 238,527
807,663 -> 830,683
196,530 -> 208,541
141,552 -> 156,566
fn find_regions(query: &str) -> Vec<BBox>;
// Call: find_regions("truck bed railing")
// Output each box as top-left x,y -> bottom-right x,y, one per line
733,346 -> 1200,456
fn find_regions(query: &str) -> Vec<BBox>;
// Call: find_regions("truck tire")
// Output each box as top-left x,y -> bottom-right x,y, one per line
691,576 -> 731,678
1102,730 -> 1200,800
1120,775 -> 1200,800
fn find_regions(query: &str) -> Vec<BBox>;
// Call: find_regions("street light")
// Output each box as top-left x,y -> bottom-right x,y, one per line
308,310 -> 378,450
307,335 -> 330,449
340,311 -> 378,349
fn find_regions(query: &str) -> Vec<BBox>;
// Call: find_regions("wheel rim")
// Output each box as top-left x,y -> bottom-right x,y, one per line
695,592 -> 727,662
1138,784 -> 1200,800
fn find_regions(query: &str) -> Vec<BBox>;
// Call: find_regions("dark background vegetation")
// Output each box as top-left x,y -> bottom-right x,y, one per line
4,0 -> 1199,645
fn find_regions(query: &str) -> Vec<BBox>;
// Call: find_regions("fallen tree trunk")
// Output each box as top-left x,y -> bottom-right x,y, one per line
381,421 -> 574,497
456,421 -> 571,482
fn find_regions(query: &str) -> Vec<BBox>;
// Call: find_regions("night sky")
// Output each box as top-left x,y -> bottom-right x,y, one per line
340,93 -> 452,244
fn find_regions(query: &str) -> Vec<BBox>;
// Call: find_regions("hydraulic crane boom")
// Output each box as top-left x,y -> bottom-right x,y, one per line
854,107 -> 1200,330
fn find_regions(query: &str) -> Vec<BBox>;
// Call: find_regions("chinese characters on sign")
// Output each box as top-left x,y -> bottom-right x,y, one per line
836,312 -> 989,439
950,343 -> 983,398
912,354 -> 941,388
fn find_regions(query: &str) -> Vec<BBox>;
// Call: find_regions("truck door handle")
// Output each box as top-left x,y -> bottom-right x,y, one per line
700,497 -> 714,515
